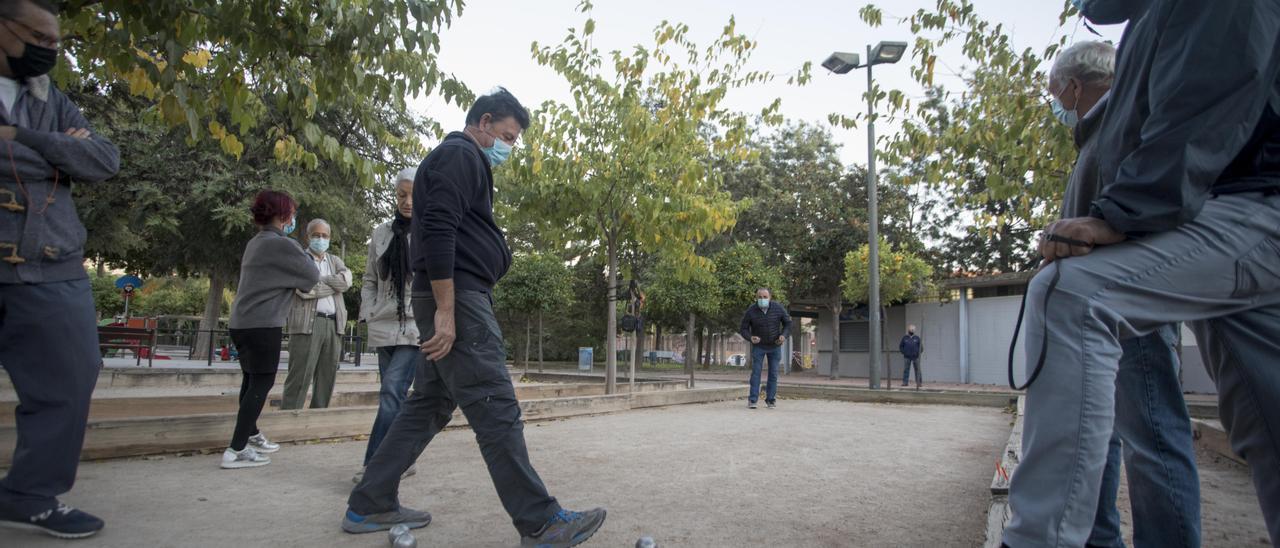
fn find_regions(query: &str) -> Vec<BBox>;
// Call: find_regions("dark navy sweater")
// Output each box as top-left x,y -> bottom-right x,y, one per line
410,132 -> 512,293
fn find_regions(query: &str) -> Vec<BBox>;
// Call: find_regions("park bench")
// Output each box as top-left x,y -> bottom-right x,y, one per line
99,318 -> 158,367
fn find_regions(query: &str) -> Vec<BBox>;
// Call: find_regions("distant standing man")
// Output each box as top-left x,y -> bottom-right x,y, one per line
739,288 -> 791,409
0,0 -> 120,539
899,325 -> 922,389
282,218 -> 352,410
343,88 -> 606,547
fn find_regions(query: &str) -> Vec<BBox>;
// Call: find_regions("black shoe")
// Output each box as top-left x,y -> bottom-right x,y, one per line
748,401 -> 758,409
0,502 -> 104,539
766,401 -> 776,409
521,508 -> 607,547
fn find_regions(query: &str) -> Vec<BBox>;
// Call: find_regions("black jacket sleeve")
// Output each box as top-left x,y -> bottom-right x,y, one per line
1091,2 -> 1280,235
740,309 -> 753,341
418,147 -> 476,281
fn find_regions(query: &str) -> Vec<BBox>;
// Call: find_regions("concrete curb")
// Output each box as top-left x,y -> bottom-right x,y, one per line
0,386 -> 747,465
779,384 -> 1017,408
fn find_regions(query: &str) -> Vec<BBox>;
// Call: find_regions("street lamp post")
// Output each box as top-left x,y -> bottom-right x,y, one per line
823,41 -> 907,390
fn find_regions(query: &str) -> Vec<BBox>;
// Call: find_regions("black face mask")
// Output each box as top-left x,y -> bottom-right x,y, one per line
8,42 -> 56,79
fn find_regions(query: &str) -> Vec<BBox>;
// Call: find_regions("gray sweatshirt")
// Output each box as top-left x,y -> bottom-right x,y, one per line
229,228 -> 320,330
0,75 -> 121,284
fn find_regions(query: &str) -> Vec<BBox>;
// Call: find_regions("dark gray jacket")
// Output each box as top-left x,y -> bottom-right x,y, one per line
1090,1 -> 1280,236
229,228 -> 320,330
0,75 -> 121,284
739,301 -> 792,348
1061,94 -> 1109,219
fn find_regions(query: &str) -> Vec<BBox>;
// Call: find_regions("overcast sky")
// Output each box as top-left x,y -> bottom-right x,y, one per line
409,0 -> 1125,167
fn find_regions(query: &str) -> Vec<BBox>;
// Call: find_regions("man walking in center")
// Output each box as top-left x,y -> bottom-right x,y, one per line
0,0 -> 119,539
282,218 -> 351,410
740,288 -> 791,409
899,325 -> 922,389
343,88 -> 606,547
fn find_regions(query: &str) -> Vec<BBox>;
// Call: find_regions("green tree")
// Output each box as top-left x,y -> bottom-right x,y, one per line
855,1 -> 1078,273
60,0 -> 471,186
842,236 -> 934,307
494,252 -> 573,374
503,7 -> 790,393
645,257 -> 719,384
711,243 -> 784,363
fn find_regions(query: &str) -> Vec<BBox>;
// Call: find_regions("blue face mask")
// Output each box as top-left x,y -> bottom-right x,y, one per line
283,217 -> 296,235
484,134 -> 513,167
1051,97 -> 1078,128
309,238 -> 330,254
757,298 -> 769,309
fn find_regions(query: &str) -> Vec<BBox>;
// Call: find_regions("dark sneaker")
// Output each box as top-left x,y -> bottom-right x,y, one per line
341,506 -> 432,534
766,402 -> 776,409
0,502 -> 104,539
748,401 -> 758,409
521,508 -> 607,547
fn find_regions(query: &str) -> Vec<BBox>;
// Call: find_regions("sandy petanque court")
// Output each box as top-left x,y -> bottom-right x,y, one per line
2,398 -> 1266,547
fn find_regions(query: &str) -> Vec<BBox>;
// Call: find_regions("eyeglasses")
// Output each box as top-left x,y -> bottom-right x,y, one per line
2,18 -> 59,49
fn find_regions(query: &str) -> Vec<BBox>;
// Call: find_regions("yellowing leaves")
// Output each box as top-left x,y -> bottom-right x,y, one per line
181,49 -> 212,69
123,68 -> 159,100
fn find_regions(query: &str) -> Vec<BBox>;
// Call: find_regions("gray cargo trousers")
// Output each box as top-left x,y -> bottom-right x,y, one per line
1004,192 -> 1280,547
347,289 -> 560,537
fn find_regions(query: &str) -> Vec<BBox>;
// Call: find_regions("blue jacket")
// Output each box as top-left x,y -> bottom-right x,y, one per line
899,334 -> 922,359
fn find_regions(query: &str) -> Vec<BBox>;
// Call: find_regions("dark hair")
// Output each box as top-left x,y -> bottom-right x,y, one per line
0,0 -> 58,17
465,87 -> 530,130
756,287 -> 771,296
250,190 -> 296,226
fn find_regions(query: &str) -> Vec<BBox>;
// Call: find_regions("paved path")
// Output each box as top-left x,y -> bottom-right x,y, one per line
9,399 -> 1011,547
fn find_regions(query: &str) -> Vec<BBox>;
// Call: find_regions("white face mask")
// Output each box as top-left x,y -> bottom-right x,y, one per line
1051,96 -> 1079,128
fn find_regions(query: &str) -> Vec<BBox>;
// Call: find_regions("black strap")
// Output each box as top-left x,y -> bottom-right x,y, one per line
1008,263 -> 1063,391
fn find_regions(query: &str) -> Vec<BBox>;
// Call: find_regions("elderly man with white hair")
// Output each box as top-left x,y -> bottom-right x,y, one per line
1026,39 -> 1203,548
281,217 -> 352,410
351,168 -> 424,483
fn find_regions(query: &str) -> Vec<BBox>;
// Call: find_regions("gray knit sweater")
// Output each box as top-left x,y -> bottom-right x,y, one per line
0,75 -> 121,284
229,227 -> 320,330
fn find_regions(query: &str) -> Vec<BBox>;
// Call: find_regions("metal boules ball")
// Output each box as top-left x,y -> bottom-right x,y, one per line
392,532 -> 418,548
636,536 -> 657,548
388,524 -> 410,544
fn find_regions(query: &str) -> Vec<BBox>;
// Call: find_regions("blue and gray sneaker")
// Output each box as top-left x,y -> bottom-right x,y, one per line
520,508 -> 607,547
0,502 -> 104,539
341,506 -> 432,534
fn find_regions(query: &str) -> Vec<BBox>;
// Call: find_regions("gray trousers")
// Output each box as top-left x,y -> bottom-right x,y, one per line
282,316 -> 339,409
0,279 -> 100,514
348,290 -> 560,537
1004,193 -> 1280,547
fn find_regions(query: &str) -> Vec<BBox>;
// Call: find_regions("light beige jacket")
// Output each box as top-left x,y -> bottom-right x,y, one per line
285,252 -> 351,336
360,220 -> 419,348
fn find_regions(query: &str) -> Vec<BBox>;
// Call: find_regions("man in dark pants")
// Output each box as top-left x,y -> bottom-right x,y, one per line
0,0 -> 120,540
343,88 -> 606,547
899,325 -> 922,389
739,288 -> 791,409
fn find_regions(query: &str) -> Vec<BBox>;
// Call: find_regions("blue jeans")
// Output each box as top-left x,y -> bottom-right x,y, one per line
750,345 -> 780,404
1087,325 -> 1201,548
902,357 -> 921,386
363,345 -> 421,465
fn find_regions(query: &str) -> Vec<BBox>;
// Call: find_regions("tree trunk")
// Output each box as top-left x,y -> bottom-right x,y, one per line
829,292 -> 842,380
193,272 -> 226,360
605,240 -> 619,394
654,324 -> 662,351
523,318 -> 531,378
718,333 -> 726,366
685,312 -> 696,388
633,319 -> 645,378
537,310 -> 544,373
696,326 -> 706,370
96,258 -> 106,277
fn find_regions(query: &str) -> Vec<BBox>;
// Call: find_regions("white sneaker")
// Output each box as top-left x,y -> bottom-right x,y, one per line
221,447 -> 270,469
247,433 -> 280,454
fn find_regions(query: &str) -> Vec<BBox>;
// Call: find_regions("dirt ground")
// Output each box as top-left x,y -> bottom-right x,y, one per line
5,399 -> 1009,547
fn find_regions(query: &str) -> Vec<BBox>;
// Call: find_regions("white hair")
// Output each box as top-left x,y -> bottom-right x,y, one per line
395,167 -> 416,186
1050,41 -> 1116,88
306,218 -> 330,234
